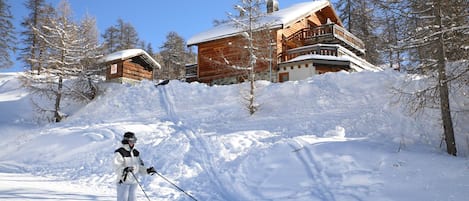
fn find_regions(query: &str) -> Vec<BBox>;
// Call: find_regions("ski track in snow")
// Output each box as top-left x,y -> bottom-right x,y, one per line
290,140 -> 335,201
191,130 -> 236,200
160,85 -> 237,200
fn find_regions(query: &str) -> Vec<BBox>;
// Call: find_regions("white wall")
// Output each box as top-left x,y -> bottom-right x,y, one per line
278,62 -> 316,81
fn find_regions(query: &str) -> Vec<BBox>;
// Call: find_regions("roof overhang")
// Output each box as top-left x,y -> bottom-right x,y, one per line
279,54 -> 351,67
99,49 -> 161,70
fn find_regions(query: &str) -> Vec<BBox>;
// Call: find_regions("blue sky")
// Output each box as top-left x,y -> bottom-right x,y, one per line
5,0 -> 319,72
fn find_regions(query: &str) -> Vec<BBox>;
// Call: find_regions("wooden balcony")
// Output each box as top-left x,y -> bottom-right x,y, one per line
282,23 -> 365,59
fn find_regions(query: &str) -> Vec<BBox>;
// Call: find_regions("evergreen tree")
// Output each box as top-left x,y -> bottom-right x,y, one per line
0,0 -> 16,68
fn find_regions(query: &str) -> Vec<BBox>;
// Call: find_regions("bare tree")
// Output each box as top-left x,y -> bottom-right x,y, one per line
392,0 -> 469,156
74,13 -> 102,100
334,0 -> 382,65
117,19 -> 140,51
101,25 -> 119,54
225,0 -> 272,115
22,0 -> 101,122
102,19 -> 141,54
158,31 -> 194,80
373,0 -> 408,70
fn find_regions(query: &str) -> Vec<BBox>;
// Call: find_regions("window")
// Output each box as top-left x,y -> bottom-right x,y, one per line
111,64 -> 118,74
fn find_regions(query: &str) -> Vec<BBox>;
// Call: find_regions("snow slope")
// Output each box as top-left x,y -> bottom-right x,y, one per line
0,70 -> 468,201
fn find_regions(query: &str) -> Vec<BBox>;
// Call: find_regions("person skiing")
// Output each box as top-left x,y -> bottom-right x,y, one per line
114,131 -> 156,201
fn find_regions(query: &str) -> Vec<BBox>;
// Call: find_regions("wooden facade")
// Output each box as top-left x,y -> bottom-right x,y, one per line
197,32 -> 275,83
100,49 -> 161,84
187,1 -> 377,84
105,60 -> 153,82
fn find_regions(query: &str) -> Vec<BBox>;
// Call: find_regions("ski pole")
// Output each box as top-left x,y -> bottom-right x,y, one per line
152,171 -> 198,201
130,171 -> 152,201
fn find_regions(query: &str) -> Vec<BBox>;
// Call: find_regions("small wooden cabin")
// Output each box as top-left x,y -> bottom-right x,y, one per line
100,49 -> 161,83
187,0 -> 380,84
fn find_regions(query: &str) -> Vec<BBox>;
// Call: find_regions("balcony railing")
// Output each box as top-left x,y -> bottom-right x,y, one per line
282,23 -> 365,58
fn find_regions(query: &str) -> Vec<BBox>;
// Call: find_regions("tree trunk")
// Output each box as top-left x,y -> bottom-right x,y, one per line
55,76 -> 63,122
249,73 -> 255,115
436,1 -> 456,156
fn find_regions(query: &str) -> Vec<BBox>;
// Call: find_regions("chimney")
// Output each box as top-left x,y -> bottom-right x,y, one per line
267,0 -> 279,13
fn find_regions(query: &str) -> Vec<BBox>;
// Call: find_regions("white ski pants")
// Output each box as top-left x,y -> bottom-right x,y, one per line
117,183 -> 138,201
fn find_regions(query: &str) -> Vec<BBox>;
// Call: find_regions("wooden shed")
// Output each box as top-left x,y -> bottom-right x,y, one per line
99,49 -> 161,83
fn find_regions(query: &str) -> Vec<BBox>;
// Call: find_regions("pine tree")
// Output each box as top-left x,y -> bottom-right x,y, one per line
0,0 -> 16,68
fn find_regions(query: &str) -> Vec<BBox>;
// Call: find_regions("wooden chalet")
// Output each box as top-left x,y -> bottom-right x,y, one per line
187,0 -> 379,84
99,49 -> 161,84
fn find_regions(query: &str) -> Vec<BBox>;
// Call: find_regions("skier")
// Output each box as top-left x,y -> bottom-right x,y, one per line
114,132 -> 156,201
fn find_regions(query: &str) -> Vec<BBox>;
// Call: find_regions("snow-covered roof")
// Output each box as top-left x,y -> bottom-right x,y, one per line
99,49 -> 161,69
187,0 -> 331,46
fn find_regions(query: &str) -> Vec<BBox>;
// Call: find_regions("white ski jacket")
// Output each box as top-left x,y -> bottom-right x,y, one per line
113,144 -> 149,184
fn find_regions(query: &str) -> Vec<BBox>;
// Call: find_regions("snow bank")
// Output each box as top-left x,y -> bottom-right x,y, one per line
0,69 -> 468,201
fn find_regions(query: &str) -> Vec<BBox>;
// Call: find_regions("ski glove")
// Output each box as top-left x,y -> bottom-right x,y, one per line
147,167 -> 157,174
123,167 -> 134,173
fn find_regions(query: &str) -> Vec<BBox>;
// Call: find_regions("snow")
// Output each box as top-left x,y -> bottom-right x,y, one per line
0,173 -> 114,201
287,54 -> 351,63
98,49 -> 161,69
187,0 -> 330,45
0,69 -> 468,201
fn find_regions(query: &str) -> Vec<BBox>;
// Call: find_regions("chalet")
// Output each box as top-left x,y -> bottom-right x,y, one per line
187,0 -> 380,84
99,49 -> 161,83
